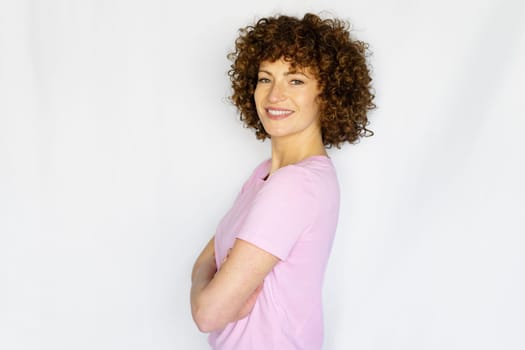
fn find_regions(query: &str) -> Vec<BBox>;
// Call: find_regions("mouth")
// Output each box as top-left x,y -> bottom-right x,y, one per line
265,107 -> 294,120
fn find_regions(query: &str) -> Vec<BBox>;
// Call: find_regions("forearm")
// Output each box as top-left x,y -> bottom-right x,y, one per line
190,238 -> 273,332
190,261 -> 217,332
191,252 -> 215,282
191,254 -> 216,292
191,260 -> 247,333
190,241 -> 217,332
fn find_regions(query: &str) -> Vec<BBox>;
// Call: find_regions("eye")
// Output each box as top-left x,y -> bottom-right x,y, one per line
290,79 -> 304,85
257,77 -> 271,84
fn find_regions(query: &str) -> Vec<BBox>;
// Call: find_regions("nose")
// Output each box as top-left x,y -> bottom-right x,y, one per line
267,81 -> 286,103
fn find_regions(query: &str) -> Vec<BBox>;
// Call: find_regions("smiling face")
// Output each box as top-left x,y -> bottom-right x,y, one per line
254,59 -> 322,142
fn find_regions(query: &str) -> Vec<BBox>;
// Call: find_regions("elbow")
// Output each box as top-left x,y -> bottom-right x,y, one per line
192,306 -> 225,333
193,312 -> 215,333
191,292 -> 231,333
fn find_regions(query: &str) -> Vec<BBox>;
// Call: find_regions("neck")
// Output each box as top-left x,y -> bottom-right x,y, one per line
269,127 -> 327,175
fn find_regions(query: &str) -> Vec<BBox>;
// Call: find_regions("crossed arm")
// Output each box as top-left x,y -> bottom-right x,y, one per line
190,236 -> 280,332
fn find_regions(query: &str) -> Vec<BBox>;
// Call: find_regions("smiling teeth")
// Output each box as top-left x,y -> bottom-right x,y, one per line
267,109 -> 292,115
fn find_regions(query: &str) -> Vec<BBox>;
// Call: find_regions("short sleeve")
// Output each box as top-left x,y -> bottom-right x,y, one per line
236,165 -> 318,260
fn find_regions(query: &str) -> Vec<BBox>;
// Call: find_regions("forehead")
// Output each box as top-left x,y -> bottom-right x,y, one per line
258,59 -> 313,74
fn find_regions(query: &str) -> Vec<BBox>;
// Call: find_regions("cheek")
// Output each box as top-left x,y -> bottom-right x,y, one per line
305,95 -> 321,116
253,91 -> 266,120
308,101 -> 322,125
253,89 -> 263,108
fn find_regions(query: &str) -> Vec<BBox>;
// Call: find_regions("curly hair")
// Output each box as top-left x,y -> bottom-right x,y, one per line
227,13 -> 376,148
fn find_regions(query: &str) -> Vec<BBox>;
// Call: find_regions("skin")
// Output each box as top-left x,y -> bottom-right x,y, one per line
190,58 -> 327,333
190,237 -> 275,332
256,59 -> 327,172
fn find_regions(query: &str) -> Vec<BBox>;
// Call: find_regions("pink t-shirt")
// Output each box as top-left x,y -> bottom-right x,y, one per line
209,155 -> 340,350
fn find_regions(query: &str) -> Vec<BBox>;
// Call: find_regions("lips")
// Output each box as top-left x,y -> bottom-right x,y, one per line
265,107 -> 294,120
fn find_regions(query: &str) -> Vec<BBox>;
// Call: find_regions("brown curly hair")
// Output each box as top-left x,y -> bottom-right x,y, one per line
228,13 -> 375,148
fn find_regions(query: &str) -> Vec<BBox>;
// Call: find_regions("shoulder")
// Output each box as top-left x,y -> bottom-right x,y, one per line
261,156 -> 338,200
270,156 -> 337,188
237,159 -> 270,195
245,159 -> 271,183
292,155 -> 337,181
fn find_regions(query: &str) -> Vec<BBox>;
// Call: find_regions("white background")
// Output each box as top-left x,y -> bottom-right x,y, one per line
1,0 -> 524,349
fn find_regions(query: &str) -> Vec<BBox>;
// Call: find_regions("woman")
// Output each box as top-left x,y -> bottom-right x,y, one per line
191,13 -> 375,349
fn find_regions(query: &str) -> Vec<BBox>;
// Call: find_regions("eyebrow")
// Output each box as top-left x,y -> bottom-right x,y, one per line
258,69 -> 311,79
